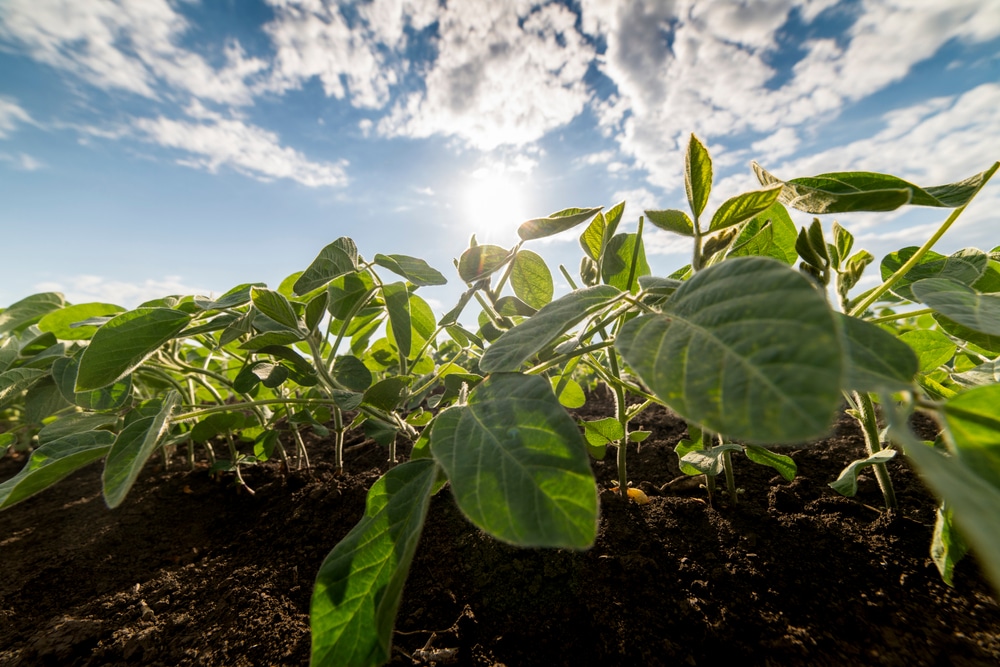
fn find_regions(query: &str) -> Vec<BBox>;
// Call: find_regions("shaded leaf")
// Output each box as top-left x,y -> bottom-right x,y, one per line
374,254 -> 447,286
103,392 -> 179,508
0,431 -> 115,510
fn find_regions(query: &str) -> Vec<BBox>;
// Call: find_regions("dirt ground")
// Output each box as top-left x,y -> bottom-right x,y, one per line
2,394 -> 999,666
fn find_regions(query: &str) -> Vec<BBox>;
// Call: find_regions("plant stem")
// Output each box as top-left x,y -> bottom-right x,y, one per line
867,308 -> 933,325
852,391 -> 897,509
722,447 -> 738,506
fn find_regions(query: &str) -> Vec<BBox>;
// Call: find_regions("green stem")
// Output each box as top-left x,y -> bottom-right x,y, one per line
851,391 -> 897,509
722,445 -> 737,506
866,308 -> 933,324
559,264 -> 580,290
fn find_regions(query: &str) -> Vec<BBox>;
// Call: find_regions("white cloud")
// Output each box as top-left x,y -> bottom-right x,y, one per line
0,98 -> 32,138
0,0 -> 266,105
35,275 -> 213,309
0,152 -> 46,170
133,116 -> 348,187
580,0 -> 1000,192
378,1 -> 596,149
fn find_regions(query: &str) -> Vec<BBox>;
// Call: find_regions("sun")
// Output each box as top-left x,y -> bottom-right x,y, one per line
461,169 -> 529,237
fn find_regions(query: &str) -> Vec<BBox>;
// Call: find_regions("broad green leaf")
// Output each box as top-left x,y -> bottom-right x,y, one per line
744,445 -> 797,482
0,431 -> 115,510
550,376 -> 585,409
899,329 -> 956,372
934,314 -> 1000,353
333,355 -> 372,392
511,249 -> 554,310
24,379 -> 71,425
952,359 -> 1000,388
37,413 -> 116,445
458,244 -> 511,283
580,209 -> 607,260
932,503 -> 968,587
36,303 -> 125,340
194,283 -> 265,310
891,417 -> 1000,592
727,202 -> 797,264
581,417 -> 624,446
518,206 -> 601,241
328,271 -> 375,320
363,376 -> 411,412
0,292 -> 65,335
430,374 -> 597,548
239,330 -> 303,350
495,296 -> 536,317
829,449 -> 897,496
973,261 -> 1000,293
373,254 -> 447,286
645,209 -> 695,236
294,238 -> 359,295
479,285 -> 621,372
305,291 -> 330,333
0,337 -> 18,372
941,385 -> 1000,490
616,257 -> 842,444
76,308 -> 191,392
674,439 -> 703,476
881,248 -> 987,302
310,459 -> 437,667
189,412 -> 246,443
685,134 -> 712,220
103,391 -> 179,508
708,184 -> 783,232
0,367 -> 46,410
629,431 -> 651,443
837,314 -> 917,392
51,355 -> 132,410
911,278 -> 1000,336
752,163 -> 997,213
251,287 -> 301,331
680,444 -> 743,476
601,233 -> 650,293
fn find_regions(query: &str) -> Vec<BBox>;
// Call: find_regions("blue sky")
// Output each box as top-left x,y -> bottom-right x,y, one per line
1,0 -> 998,316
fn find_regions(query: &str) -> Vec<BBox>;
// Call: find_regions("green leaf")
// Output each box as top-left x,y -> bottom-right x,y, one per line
911,278 -> 1000,336
881,248 -> 988,302
518,207 -> 601,241
0,292 -> 65,335
645,209 -> 695,236
680,444 -> 743,476
743,445 -> 797,482
511,249 -> 554,310
0,431 -> 115,511
616,257 -> 842,444
310,459 -> 437,667
580,208 -> 610,260
239,330 -> 304,350
51,355 -> 132,410
952,359 -> 1000,388
37,413 -> 116,445
25,379 -> 71,425
103,391 -> 179,508
479,285 -> 621,372
373,254 -> 447,286
829,449 -> 897,496
495,296 -> 537,317
581,417 -> 624,446
304,291 -> 330,333
550,376 -> 585,409
934,313 -> 1000,353
890,415 -> 1000,592
837,314 -> 918,392
76,308 -> 191,392
727,202 -> 797,264
685,134 -> 712,220
0,367 -> 46,410
674,439 -> 704,476
189,412 -> 246,443
942,385 -> 1000,490
458,244 -> 512,283
333,355 -> 372,392
708,184 -> 783,232
194,283 -> 266,310
36,303 -> 126,340
363,376 -> 411,412
430,374 -> 597,548
899,329 -> 957,372
294,238 -> 359,295
601,233 -> 650,293
327,271 -> 375,320
932,503 -> 968,587
251,287 -> 301,331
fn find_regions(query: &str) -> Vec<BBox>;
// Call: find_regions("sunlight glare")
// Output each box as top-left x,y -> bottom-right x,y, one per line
462,169 -> 529,237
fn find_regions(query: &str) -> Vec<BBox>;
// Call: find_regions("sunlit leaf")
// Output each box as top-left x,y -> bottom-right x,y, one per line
511,249 -> 554,310
458,244 -> 511,283
685,134 -> 712,220
36,302 -> 126,340
518,207 -> 601,241
374,254 -> 447,286
708,184 -> 783,232
294,238 -> 358,295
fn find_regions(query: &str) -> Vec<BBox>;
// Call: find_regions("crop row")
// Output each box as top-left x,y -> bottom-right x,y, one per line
1,136 -> 999,666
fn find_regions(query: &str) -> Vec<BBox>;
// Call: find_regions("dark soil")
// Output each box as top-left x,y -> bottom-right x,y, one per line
2,394 -> 999,666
